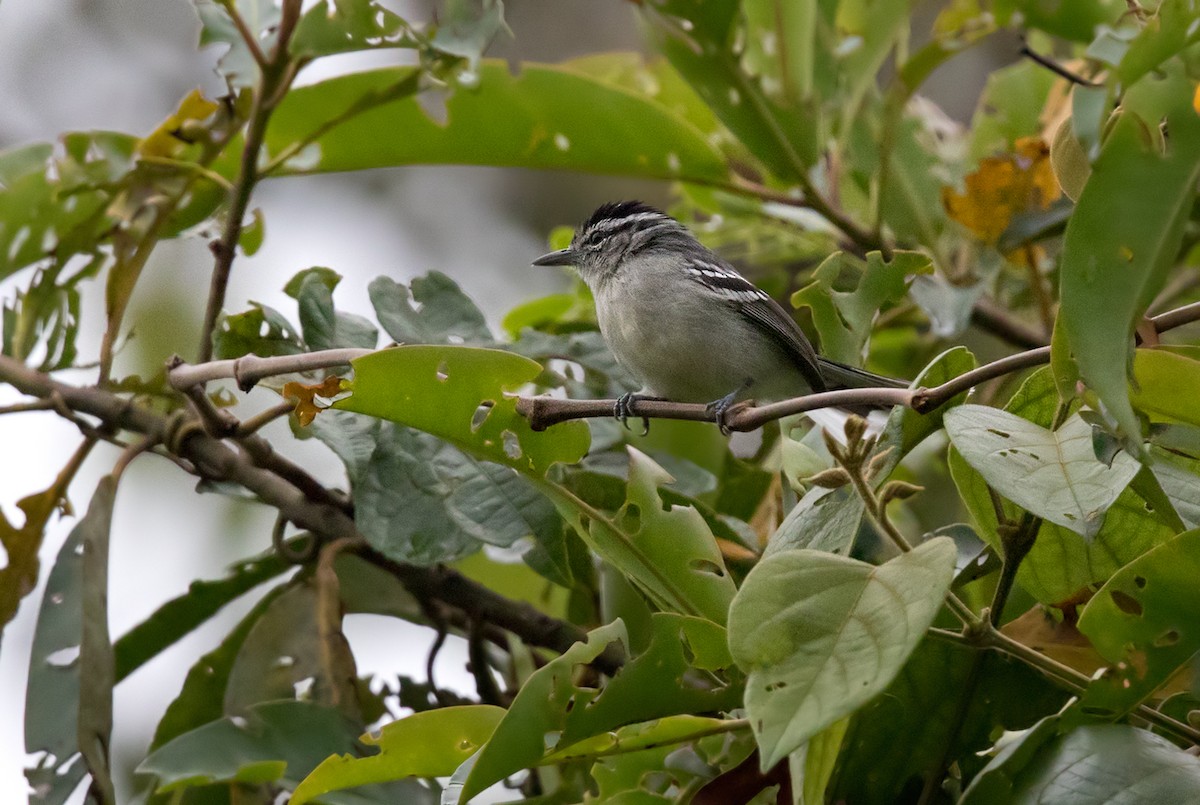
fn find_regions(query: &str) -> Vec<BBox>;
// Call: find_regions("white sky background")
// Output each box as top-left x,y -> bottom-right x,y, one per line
0,1 -> 658,801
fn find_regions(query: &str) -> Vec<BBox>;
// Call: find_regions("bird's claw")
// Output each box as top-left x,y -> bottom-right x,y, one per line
614,393 -> 651,436
705,389 -> 742,436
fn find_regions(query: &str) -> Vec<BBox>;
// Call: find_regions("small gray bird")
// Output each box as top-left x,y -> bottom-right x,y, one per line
533,201 -> 903,431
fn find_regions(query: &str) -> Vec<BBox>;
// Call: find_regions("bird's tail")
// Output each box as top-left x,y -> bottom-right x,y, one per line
816,358 -> 908,391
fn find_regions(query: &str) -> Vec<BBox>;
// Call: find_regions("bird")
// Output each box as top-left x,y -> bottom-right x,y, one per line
532,201 -> 904,433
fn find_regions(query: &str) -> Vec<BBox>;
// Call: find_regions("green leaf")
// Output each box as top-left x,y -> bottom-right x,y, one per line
458,620 -> 625,802
0,474 -> 72,637
194,0 -> 279,88
140,700 -> 432,802
547,449 -> 737,624
290,0 -> 417,58
1056,74 -> 1200,445
944,407 -> 1140,538
150,582 -> 292,750
114,549 -> 291,680
264,62 -> 728,182
1149,449 -> 1200,529
292,269 -> 378,351
0,133 -> 134,280
315,413 -> 562,564
222,580 -> 357,719
1116,0 -> 1200,86
431,0 -> 508,72
335,345 -> 590,477
768,347 -> 976,557
24,480 -> 116,805
1075,529 -> 1200,719
1132,349 -> 1200,427
729,537 -> 956,767
794,718 -> 848,805
791,250 -> 932,365
213,303 -> 305,360
992,0 -> 1123,41
831,639 -> 1068,801
543,714 -> 737,765
369,273 -> 493,345
642,0 -> 819,178
962,723 -> 1200,802
290,705 -> 505,804
879,345 -> 977,469
967,60 -> 1057,161
238,207 -> 265,256
766,484 -> 864,557
460,614 -> 741,802
948,369 -> 1176,604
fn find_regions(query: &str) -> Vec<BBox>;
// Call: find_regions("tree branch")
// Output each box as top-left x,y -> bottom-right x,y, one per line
0,354 -> 621,675
197,0 -> 305,364
515,298 -> 1200,432
167,348 -> 371,391
970,295 -> 1049,349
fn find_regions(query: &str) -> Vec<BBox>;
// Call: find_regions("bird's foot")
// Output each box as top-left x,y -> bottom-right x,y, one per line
705,389 -> 743,435
614,392 -> 652,436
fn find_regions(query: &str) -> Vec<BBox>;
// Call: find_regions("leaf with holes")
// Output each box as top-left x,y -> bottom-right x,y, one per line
264,61 -> 727,182
369,273 -> 493,346
729,537 -> 956,768
290,705 -> 505,804
944,407 -> 1140,539
791,251 -> 932,365
24,486 -> 95,803
1056,70 -> 1200,446
1075,529 -> 1200,719
948,368 -> 1175,604
140,700 -> 434,802
544,448 -> 737,625
334,345 -> 589,477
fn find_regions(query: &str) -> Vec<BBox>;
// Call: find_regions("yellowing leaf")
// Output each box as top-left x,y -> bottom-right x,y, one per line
942,137 -> 1062,243
283,375 -> 345,426
138,89 -> 220,159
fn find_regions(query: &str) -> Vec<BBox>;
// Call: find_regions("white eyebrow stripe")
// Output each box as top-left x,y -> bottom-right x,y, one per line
585,211 -> 669,236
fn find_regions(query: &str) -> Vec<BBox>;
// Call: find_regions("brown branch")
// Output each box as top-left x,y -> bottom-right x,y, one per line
168,348 -> 371,392
0,354 -> 621,675
970,296 -> 1048,349
518,297 -> 1200,432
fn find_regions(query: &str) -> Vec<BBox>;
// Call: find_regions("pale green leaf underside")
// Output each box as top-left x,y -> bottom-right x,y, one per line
729,537 -> 956,768
945,407 -> 1139,538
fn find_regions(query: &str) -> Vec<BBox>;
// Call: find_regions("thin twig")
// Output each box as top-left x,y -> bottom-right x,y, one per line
970,296 -> 1048,349
1019,39 -> 1098,88
167,349 -> 371,392
197,0 -> 304,363
237,401 -> 295,436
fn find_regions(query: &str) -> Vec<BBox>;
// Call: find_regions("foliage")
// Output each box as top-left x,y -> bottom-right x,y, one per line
4,0 -> 1200,803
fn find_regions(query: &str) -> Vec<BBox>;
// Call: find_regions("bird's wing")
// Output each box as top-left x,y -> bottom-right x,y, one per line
682,257 -> 827,392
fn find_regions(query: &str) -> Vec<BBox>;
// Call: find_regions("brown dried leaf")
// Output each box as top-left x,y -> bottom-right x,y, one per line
283,375 -> 345,426
942,137 -> 1063,244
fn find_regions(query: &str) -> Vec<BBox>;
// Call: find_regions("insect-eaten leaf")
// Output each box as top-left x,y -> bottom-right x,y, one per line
944,407 -> 1139,539
284,375 -> 346,426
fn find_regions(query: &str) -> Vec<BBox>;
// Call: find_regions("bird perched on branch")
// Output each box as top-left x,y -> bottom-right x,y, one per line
533,201 -> 904,432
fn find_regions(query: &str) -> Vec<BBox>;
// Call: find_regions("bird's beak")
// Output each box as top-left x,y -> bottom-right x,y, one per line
532,248 -> 578,267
